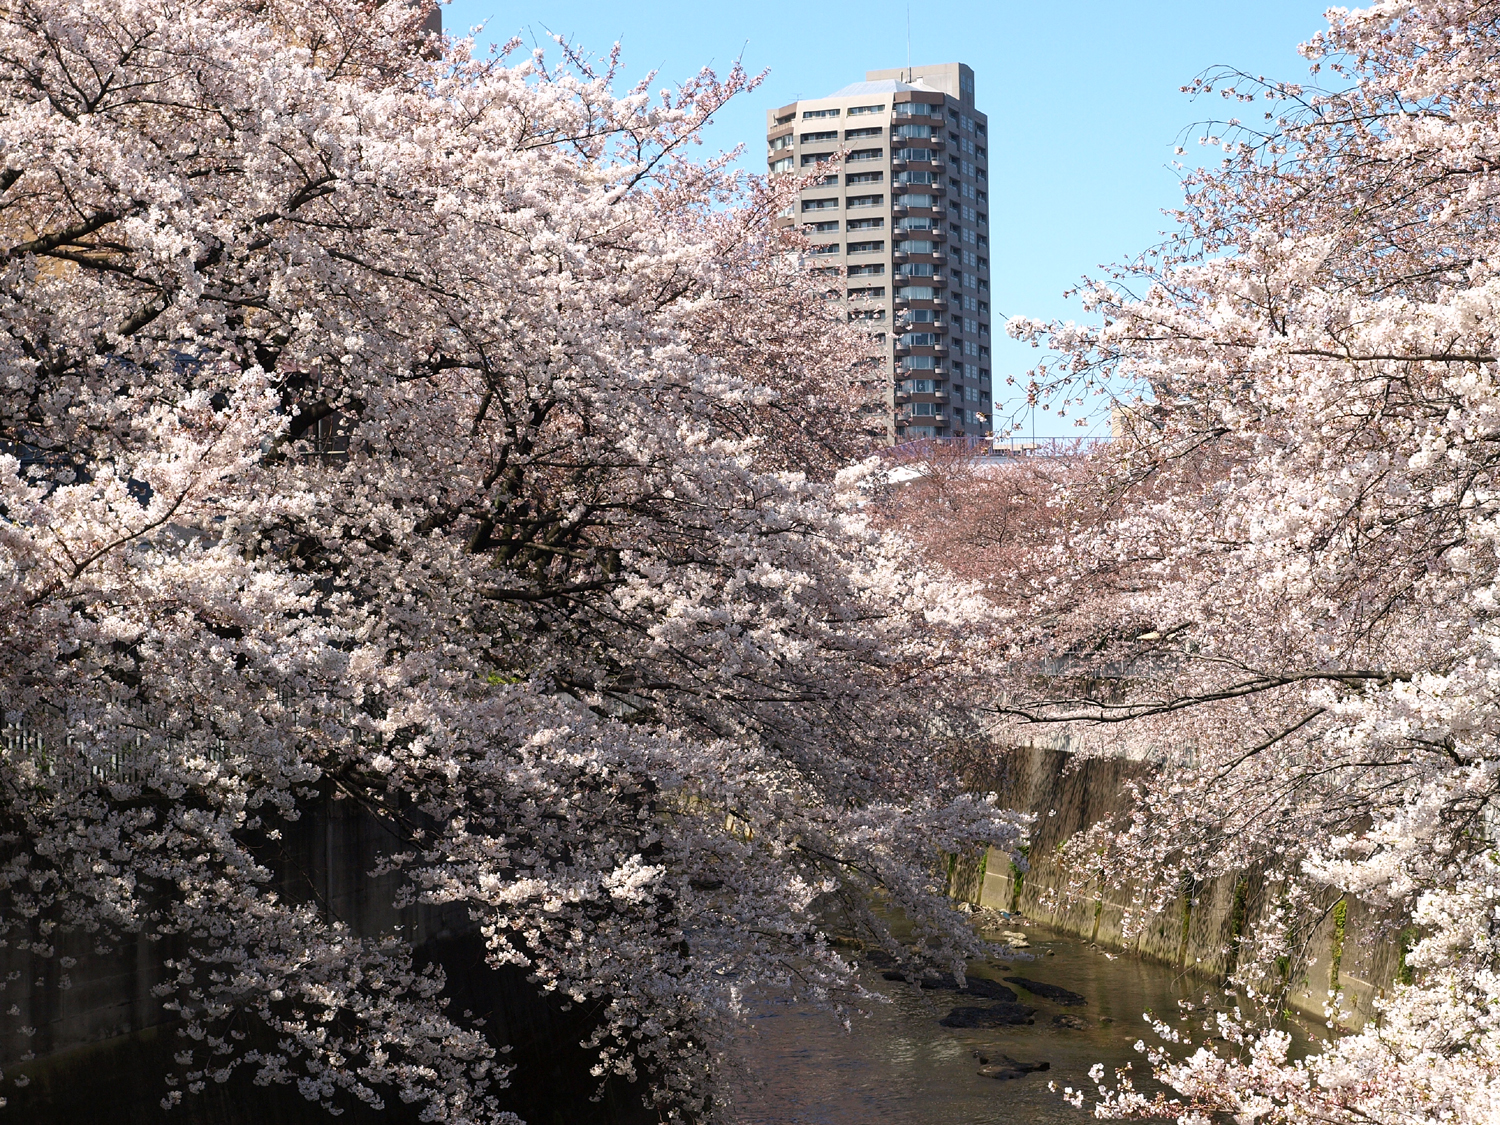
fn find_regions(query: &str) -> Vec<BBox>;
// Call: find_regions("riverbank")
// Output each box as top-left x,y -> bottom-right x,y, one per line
962,745 -> 1404,1028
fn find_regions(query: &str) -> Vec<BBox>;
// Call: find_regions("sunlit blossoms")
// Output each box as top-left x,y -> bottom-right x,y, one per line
981,1 -> 1500,1121
0,0 -> 1026,1119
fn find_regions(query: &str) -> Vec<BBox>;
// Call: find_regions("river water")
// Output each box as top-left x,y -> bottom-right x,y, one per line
731,920 -> 1253,1125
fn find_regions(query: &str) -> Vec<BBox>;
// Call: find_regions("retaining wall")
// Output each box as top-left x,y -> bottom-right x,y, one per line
961,745 -> 1405,1028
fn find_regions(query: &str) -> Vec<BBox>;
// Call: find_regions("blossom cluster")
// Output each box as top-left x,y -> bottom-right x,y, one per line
0,1 -> 1025,1119
967,1 -> 1500,1120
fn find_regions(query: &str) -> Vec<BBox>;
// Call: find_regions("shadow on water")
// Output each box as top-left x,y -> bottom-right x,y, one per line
731,921 -> 1291,1125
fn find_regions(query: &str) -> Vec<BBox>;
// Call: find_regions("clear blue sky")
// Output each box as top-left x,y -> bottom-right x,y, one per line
444,0 -> 1333,436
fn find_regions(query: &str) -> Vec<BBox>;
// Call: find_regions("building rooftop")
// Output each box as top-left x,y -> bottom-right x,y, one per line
824,78 -> 939,98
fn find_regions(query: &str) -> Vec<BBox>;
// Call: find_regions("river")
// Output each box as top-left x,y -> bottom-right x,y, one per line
731,918 -> 1285,1125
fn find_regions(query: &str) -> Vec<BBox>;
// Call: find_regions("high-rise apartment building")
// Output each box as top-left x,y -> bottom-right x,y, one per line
766,63 -> 992,443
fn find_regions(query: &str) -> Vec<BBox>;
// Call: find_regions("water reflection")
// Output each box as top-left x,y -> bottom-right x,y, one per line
731,923 -> 1229,1125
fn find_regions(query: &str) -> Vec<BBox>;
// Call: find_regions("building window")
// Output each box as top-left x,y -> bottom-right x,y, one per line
903,355 -> 935,370
845,127 -> 883,139
848,240 -> 885,254
896,147 -> 936,162
848,285 -> 886,298
770,134 -> 792,152
803,108 -> 840,119
846,193 -> 884,208
898,216 -> 935,231
809,243 -> 839,255
894,101 -> 935,116
913,402 -> 935,416
901,378 -> 935,393
847,217 -> 884,230
847,149 -> 884,163
897,284 -> 935,300
770,157 -> 792,174
846,171 -> 883,185
848,104 -> 886,116
775,112 -> 795,125
848,263 -> 885,276
805,220 -> 838,232
893,123 -> 934,140
901,332 -> 938,346
802,198 -> 838,211
801,130 -> 839,143
899,238 -> 935,253
801,152 -> 834,166
899,193 -> 936,208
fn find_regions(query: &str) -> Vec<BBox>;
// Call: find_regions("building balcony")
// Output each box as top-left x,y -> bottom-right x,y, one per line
933,343 -> 949,354
933,363 -> 949,376
930,205 -> 948,219
895,391 -> 912,403
890,158 -> 907,171
893,294 -> 910,308
931,318 -> 947,330
930,229 -> 947,242
931,275 -> 948,288
892,250 -> 908,263
894,342 -> 911,355
892,204 -> 910,217
934,389 -> 950,401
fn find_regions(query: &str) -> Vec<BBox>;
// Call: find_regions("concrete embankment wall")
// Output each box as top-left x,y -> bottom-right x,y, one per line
956,745 -> 1405,1028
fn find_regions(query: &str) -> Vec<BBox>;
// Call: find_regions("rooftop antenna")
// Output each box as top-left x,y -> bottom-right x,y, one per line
906,5 -> 911,82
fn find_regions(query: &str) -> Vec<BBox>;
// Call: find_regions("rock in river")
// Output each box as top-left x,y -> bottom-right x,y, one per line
938,1003 -> 1036,1028
882,972 -> 1019,1003
977,1056 -> 1051,1080
1004,977 -> 1088,1006
1051,1014 -> 1090,1030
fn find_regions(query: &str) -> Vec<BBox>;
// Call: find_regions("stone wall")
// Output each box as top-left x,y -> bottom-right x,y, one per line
965,745 -> 1406,1028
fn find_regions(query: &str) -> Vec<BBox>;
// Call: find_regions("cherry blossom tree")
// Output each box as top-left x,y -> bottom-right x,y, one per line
971,1 -> 1500,1120
0,0 -> 1026,1119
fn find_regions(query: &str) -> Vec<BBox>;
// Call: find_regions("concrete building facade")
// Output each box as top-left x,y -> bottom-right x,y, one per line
766,63 -> 992,443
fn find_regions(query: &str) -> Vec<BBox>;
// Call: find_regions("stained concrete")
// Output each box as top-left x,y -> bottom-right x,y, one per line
966,745 -> 1405,1028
